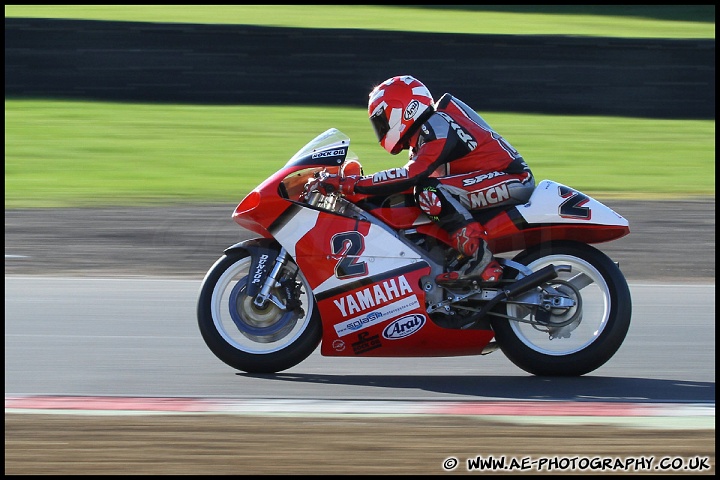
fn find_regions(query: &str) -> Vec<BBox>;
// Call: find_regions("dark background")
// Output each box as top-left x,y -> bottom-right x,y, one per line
4,18 -> 715,119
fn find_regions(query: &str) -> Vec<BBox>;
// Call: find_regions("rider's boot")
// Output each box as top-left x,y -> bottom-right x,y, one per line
436,222 -> 503,285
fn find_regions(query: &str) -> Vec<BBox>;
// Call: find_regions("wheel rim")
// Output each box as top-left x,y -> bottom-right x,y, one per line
210,256 -> 315,354
505,254 -> 611,356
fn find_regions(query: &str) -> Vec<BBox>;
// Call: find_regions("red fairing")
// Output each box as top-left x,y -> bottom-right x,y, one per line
318,267 -> 495,357
293,213 -> 373,290
322,318 -> 495,357
483,209 -> 630,254
232,169 -> 293,237
364,205 -> 430,229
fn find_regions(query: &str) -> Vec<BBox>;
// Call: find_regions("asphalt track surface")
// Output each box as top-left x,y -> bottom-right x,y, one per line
4,199 -> 716,475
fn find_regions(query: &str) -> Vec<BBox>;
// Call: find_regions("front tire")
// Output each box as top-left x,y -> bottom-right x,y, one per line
491,241 -> 632,376
197,249 -> 321,373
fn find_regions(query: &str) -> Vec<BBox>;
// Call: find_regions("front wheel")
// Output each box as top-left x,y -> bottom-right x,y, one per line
490,241 -> 632,376
197,249 -> 321,373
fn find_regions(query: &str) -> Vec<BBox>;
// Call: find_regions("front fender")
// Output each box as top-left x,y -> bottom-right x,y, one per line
224,237 -> 281,255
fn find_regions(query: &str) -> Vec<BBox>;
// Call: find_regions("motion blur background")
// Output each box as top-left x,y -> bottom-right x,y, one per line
5,10 -> 714,118
4,5 -> 715,208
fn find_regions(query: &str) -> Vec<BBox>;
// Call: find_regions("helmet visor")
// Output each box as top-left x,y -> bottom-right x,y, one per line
369,108 -> 390,143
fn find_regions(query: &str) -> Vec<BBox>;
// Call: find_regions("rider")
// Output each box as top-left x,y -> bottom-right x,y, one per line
317,75 -> 535,284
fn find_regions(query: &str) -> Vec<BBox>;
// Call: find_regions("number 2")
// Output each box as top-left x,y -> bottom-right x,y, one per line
558,185 -> 591,219
331,232 -> 368,279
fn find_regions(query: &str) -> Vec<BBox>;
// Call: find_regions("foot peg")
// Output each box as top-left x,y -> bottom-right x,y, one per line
436,260 -> 504,286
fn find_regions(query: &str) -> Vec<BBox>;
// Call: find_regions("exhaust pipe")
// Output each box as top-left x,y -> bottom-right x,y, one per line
481,341 -> 499,355
501,264 -> 569,298
461,264 -> 570,329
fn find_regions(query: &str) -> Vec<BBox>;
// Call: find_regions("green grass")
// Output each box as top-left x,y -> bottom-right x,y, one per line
4,5 -> 715,39
5,99 -> 714,208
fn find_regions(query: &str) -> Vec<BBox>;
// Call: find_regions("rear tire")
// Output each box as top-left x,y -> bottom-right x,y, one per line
491,241 -> 631,376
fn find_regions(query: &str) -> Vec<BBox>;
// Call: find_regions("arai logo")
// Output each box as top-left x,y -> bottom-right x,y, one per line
404,100 -> 420,120
382,314 -> 425,340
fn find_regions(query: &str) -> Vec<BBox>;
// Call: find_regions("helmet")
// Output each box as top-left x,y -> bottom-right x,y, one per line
368,75 -> 434,155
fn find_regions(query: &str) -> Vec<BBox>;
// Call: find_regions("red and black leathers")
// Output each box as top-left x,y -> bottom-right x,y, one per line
354,93 -> 535,240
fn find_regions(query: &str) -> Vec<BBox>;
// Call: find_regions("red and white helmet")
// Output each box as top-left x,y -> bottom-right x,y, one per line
368,75 -> 434,155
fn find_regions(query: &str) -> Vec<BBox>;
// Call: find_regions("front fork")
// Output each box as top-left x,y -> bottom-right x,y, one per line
253,248 -> 289,310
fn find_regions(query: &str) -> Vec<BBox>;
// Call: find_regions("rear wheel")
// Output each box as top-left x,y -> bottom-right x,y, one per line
490,241 -> 632,376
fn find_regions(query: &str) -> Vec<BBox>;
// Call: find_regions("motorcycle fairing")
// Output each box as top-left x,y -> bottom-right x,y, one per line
483,180 -> 630,253
355,193 -> 435,230
518,180 -> 628,226
260,199 -> 496,357
316,266 -> 495,357
267,203 -> 429,294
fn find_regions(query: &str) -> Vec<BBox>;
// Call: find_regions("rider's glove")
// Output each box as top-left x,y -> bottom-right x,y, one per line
318,174 -> 358,196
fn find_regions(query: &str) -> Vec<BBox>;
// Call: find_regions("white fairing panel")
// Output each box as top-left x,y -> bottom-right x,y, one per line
313,221 -> 425,295
272,206 -> 425,295
516,180 -> 628,227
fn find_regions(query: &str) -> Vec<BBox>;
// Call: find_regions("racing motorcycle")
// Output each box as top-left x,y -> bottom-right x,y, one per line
197,128 -> 632,376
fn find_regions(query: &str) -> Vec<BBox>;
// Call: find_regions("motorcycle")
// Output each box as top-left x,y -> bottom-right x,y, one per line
197,128 -> 632,376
